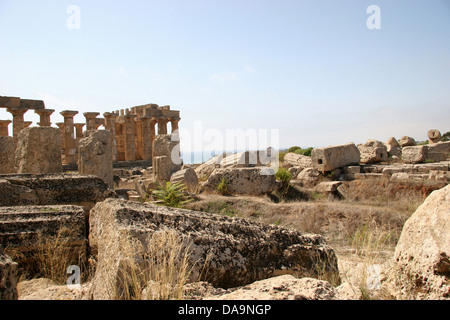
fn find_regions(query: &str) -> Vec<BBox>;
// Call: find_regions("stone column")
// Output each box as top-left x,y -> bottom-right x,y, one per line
60,110 -> 78,165
74,123 -> 85,148
56,122 -> 65,150
150,117 -> 157,162
169,117 -> 180,133
140,116 -> 152,161
103,112 -> 118,162
135,117 -> 143,160
7,108 -> 27,139
157,117 -> 168,135
124,114 -> 136,161
35,109 -> 55,127
0,120 -> 11,137
84,112 -> 100,131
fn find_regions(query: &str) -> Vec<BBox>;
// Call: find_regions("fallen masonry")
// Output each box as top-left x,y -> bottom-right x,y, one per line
88,198 -> 339,298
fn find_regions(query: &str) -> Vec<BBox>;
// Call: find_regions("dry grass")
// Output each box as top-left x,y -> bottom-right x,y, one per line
113,228 -> 196,300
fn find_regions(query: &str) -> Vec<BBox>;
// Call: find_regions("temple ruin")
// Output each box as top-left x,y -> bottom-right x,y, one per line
0,95 -> 181,169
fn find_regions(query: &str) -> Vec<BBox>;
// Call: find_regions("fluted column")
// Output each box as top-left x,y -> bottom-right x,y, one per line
124,114 -> 136,161
84,112 -> 100,131
169,117 -> 180,133
0,120 -> 11,137
60,110 -> 78,165
140,116 -> 152,161
103,112 -> 118,161
74,123 -> 85,147
135,117 -> 143,160
35,109 -> 55,127
157,117 -> 168,135
7,108 -> 27,139
150,117 -> 157,161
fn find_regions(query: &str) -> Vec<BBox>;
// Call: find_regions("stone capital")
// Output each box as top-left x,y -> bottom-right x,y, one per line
60,110 -> 79,118
7,107 -> 27,116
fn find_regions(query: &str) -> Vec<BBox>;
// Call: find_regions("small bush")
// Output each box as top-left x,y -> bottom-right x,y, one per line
217,178 -> 230,196
275,167 -> 292,188
294,147 -> 314,157
288,146 -> 301,153
278,152 -> 286,162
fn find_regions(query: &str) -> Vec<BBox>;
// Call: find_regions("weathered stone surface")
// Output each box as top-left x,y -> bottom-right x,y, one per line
202,167 -> 277,195
426,142 -> 450,162
0,174 -> 115,208
0,249 -> 18,300
153,156 -> 172,183
282,153 -> 313,169
17,278 -> 90,300
386,185 -> 450,300
357,140 -> 388,164
194,153 -> 228,180
0,136 -> 15,174
15,127 -> 62,174
0,205 -> 86,256
88,199 -> 339,298
152,134 -> 182,174
78,130 -> 113,188
315,181 -> 342,193
386,137 -> 402,158
170,168 -> 199,193
295,168 -> 321,188
428,129 -> 442,144
399,136 -> 417,148
311,143 -> 360,172
219,151 -> 263,168
212,275 -> 338,300
402,146 -> 427,164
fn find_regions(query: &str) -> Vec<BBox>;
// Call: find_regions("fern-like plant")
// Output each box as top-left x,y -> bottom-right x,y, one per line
151,181 -> 192,208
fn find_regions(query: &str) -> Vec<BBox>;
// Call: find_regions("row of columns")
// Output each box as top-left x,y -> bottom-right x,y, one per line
0,107 -> 180,165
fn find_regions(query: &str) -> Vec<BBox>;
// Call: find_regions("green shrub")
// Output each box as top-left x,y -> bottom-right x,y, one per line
278,152 -> 286,162
294,147 -> 314,157
275,167 -> 292,188
217,178 -> 230,196
288,146 -> 301,153
151,182 -> 193,208
442,131 -> 450,142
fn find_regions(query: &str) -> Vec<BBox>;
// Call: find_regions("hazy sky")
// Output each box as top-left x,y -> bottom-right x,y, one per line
1,0 -> 449,154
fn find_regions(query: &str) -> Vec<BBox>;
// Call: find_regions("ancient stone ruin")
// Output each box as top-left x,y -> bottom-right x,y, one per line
0,96 -> 181,170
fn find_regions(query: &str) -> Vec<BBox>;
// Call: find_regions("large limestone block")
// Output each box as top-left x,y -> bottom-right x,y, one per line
88,199 -> 339,298
153,156 -> 172,183
0,205 -> 86,256
194,153 -> 229,179
386,137 -> 402,158
219,151 -> 263,168
399,136 -> 416,147
78,130 -> 113,188
426,141 -> 450,162
202,167 -> 277,195
170,168 -> 199,193
0,174 -> 115,208
283,153 -> 313,168
402,146 -> 427,164
0,250 -> 18,300
15,127 -> 62,174
311,143 -> 360,172
0,137 -> 16,174
152,134 -> 182,174
357,140 -> 388,164
387,185 -> 450,300
212,275 -> 338,300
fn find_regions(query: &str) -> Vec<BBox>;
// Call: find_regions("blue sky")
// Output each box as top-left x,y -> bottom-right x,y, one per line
1,0 -> 449,154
